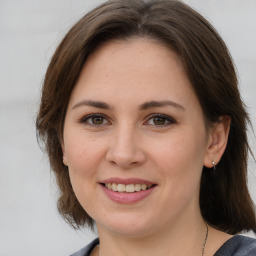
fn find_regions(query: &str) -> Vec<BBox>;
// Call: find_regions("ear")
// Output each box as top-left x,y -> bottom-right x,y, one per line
203,116 -> 231,168
60,141 -> 68,166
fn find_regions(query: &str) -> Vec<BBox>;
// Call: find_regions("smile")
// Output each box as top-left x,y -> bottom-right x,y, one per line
104,183 -> 153,193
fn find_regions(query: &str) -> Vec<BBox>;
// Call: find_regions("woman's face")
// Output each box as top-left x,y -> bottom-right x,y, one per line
62,39 -> 213,237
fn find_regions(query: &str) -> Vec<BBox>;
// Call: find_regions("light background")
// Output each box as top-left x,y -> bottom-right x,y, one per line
0,0 -> 255,255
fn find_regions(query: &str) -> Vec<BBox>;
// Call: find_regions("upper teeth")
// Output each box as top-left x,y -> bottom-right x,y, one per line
105,183 -> 152,193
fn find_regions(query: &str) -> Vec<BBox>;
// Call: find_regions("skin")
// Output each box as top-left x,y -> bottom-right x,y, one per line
62,39 -> 231,256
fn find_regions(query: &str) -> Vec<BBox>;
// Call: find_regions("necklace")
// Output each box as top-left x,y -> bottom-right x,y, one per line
94,224 -> 209,256
201,223 -> 209,256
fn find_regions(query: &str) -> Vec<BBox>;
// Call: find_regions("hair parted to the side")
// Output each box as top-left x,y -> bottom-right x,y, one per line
36,0 -> 256,233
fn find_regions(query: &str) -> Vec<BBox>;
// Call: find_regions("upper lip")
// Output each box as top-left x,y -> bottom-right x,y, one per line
100,177 -> 156,185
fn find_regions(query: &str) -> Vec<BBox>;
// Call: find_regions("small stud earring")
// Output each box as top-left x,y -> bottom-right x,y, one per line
211,161 -> 216,171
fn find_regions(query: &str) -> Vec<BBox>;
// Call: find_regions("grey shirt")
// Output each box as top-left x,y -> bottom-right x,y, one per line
70,235 -> 256,256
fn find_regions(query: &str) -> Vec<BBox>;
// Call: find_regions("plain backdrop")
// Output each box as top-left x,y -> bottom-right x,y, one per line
0,0 -> 255,255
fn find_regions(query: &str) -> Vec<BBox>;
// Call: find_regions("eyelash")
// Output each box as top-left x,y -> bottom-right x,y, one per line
145,113 -> 177,127
79,114 -> 109,127
79,113 -> 176,127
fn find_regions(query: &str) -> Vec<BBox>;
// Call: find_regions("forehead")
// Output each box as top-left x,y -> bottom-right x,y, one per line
66,38 -> 203,117
71,39 -> 188,95
85,38 -> 183,75
66,38 -> 207,128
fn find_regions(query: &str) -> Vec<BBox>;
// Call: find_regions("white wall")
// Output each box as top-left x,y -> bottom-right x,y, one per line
0,1 -> 255,255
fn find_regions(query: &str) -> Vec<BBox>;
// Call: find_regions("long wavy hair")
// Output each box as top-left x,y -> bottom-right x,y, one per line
36,0 -> 256,234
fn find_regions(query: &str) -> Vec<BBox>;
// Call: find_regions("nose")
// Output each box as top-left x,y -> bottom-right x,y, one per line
106,125 -> 146,169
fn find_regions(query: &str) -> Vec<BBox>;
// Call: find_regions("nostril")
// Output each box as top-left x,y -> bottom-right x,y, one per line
106,147 -> 146,169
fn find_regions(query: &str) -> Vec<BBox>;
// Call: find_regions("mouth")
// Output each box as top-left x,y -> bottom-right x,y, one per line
100,178 -> 157,203
102,183 -> 154,193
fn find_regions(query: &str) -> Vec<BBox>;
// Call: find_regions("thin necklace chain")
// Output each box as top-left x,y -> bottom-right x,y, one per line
202,223 -> 209,256
95,224 -> 209,256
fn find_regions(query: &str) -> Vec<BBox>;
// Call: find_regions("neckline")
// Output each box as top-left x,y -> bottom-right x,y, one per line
86,235 -> 255,256
213,234 -> 252,255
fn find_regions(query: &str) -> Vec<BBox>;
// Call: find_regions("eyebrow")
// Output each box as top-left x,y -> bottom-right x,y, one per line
139,100 -> 185,111
71,99 -> 185,111
71,100 -> 111,110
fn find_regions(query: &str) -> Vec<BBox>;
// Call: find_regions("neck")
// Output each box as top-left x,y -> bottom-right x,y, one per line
96,216 -> 208,256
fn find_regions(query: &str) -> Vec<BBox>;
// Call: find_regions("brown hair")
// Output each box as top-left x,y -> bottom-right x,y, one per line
36,0 -> 256,233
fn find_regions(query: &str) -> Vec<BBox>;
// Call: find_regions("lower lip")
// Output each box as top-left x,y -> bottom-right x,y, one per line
101,185 -> 156,204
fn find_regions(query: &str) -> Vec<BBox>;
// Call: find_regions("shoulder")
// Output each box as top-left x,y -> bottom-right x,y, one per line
214,235 -> 256,256
70,238 -> 99,256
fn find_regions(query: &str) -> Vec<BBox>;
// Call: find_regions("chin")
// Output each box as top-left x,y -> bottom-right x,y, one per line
96,213 -> 158,238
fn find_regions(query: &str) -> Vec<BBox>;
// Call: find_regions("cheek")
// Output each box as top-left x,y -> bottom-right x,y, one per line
150,130 -> 206,182
64,133 -> 110,202
155,136 -> 205,208
65,131 -> 100,171
65,138 -> 100,209
63,139 -> 97,199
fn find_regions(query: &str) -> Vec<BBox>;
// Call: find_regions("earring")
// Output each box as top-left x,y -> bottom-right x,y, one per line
211,161 -> 216,171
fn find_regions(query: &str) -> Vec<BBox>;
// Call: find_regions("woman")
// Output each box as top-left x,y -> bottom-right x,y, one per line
36,0 -> 256,255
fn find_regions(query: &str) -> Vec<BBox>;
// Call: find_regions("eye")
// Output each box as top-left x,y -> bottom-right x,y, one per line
146,114 -> 176,126
80,114 -> 109,126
